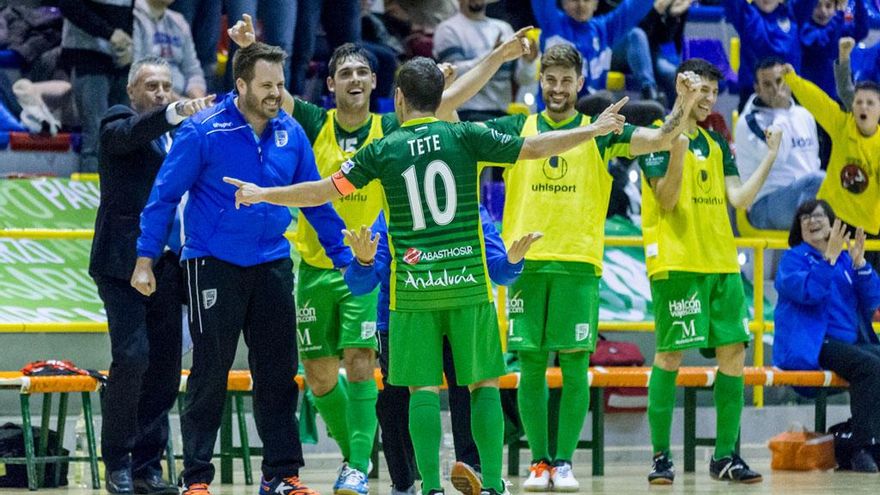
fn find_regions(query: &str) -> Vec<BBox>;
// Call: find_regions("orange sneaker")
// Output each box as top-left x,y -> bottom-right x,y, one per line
260,475 -> 320,495
182,482 -> 211,495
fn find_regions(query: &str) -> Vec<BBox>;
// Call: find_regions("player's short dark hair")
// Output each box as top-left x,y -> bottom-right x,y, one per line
788,199 -> 836,247
396,57 -> 444,113
232,42 -> 287,85
541,43 -> 583,74
328,43 -> 375,77
755,56 -> 787,73
676,58 -> 724,83
855,80 -> 880,98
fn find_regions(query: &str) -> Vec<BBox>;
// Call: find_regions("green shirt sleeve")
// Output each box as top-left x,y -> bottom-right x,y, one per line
381,112 -> 401,134
459,122 -> 524,165
292,98 -> 328,144
595,123 -> 636,161
636,123 -> 668,180
710,131 -> 739,177
343,140 -> 382,189
638,150 -> 670,180
482,114 -> 527,136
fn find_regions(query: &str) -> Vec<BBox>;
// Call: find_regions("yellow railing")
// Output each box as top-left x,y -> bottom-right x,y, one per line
3,228 -> 880,406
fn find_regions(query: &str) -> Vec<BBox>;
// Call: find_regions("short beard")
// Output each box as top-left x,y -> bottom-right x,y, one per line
243,89 -> 279,119
467,1 -> 485,13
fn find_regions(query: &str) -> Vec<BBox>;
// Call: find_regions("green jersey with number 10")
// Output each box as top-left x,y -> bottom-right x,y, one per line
338,117 -> 524,311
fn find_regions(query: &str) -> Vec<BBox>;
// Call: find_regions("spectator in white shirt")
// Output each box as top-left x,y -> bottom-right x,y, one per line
433,0 -> 538,121
736,56 -> 824,230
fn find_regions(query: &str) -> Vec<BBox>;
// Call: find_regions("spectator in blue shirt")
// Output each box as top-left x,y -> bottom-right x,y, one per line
774,199 -> 880,473
723,0 -> 804,110
131,42 -> 352,495
530,0 -> 654,96
799,0 -> 868,101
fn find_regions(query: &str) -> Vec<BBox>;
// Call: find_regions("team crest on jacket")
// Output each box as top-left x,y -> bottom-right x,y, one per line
275,130 -> 288,147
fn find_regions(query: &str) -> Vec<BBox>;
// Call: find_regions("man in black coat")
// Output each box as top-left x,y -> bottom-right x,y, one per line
89,55 -> 214,494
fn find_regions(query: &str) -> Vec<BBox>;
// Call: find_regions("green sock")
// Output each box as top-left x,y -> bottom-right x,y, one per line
713,371 -> 744,459
555,352 -> 590,462
517,351 -> 550,462
648,365 -> 678,455
312,378 -> 351,460
409,390 -> 442,492
346,379 -> 378,472
470,387 -> 504,492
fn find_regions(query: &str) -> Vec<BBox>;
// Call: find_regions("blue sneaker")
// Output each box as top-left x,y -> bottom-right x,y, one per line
335,467 -> 369,495
333,463 -> 352,493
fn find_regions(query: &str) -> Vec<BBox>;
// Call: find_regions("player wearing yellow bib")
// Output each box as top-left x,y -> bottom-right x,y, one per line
638,59 -> 782,485
223,57 -> 628,495
480,43 -> 702,491
224,17 -> 541,494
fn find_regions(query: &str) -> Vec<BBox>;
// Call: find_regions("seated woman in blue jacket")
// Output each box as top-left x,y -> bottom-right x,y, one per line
774,198 -> 880,472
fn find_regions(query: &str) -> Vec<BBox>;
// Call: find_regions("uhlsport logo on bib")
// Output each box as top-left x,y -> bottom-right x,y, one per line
297,300 -> 317,324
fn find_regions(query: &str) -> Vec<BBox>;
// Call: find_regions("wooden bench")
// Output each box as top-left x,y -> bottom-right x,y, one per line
205,366 -> 846,482
5,365 -> 842,489
0,372 -> 102,491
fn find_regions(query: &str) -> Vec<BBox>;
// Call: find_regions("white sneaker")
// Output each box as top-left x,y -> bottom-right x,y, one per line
550,461 -> 579,492
523,460 -> 551,492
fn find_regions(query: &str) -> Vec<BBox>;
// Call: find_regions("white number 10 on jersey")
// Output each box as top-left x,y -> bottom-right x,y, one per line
402,160 -> 458,231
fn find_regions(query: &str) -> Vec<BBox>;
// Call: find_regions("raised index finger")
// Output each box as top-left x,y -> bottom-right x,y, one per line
606,96 -> 629,114
223,177 -> 245,187
243,13 -> 254,31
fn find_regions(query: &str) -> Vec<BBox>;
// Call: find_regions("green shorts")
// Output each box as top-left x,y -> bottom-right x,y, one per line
506,272 -> 599,353
650,272 -> 750,353
296,263 -> 379,360
388,302 -> 505,387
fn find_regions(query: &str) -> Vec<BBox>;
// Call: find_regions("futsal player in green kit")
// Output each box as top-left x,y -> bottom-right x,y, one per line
222,57 -> 628,495
225,17 -> 542,493
638,58 -> 781,485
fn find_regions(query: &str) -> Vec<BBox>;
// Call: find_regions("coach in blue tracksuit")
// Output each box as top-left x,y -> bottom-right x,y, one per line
132,43 -> 351,495
344,207 -> 538,494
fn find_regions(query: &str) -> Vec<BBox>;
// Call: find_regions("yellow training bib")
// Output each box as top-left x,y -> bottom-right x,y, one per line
294,110 -> 386,268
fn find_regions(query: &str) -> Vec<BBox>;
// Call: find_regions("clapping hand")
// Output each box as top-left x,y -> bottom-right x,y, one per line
849,227 -> 867,268
507,232 -> 543,264
343,225 -> 380,265
824,218 -> 850,266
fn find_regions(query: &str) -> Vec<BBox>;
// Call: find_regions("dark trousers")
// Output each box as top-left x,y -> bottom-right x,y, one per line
94,251 -> 183,475
376,332 -> 479,490
180,257 -> 302,484
819,340 -> 880,446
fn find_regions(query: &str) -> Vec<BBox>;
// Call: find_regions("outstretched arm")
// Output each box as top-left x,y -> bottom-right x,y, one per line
519,97 -> 628,159
222,176 -> 343,208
